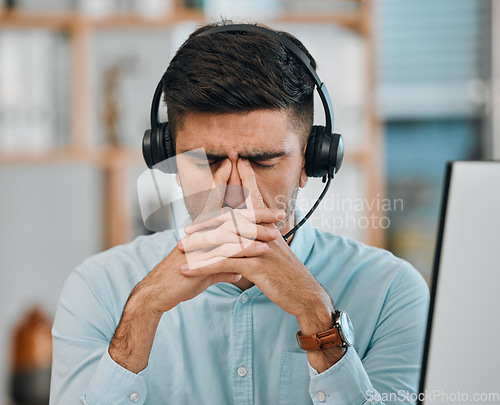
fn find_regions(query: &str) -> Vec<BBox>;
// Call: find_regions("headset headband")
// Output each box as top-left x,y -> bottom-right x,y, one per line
149,24 -> 334,138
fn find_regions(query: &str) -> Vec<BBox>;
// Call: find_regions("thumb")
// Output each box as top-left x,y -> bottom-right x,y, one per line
210,272 -> 242,285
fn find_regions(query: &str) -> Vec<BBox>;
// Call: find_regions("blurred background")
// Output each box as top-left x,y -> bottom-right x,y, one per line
0,0 -> 497,403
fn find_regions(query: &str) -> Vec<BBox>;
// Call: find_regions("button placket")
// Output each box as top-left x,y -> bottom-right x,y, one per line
231,291 -> 255,404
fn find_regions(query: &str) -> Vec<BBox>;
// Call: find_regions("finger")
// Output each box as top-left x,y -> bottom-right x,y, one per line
183,240 -> 266,269
237,158 -> 265,209
184,214 -> 279,244
180,222 -> 276,252
179,229 -> 252,252
219,240 -> 268,258
199,159 -> 231,216
201,240 -> 268,261
187,206 -> 232,229
179,228 -> 234,252
211,158 -> 231,200
179,219 -> 279,252
219,217 -> 279,242
182,255 -> 228,273
181,255 -> 249,275
209,272 -> 242,284
184,207 -> 285,234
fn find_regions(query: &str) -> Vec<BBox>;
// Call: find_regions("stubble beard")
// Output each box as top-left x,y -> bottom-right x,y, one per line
274,183 -> 299,232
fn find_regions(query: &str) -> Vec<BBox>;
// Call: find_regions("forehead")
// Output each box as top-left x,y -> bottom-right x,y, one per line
175,109 -> 300,156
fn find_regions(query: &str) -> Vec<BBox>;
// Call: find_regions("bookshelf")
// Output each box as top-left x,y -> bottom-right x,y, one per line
0,0 -> 384,250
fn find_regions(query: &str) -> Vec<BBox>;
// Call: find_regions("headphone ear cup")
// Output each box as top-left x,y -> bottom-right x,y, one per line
333,133 -> 344,174
142,129 -> 154,169
153,122 -> 177,173
163,122 -> 175,160
305,126 -> 344,178
160,122 -> 177,173
142,122 -> 177,172
305,125 -> 325,177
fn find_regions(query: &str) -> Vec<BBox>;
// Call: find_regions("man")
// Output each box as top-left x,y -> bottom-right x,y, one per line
50,22 -> 429,405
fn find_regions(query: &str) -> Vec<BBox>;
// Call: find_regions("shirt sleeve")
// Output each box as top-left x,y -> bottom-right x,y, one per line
307,263 -> 430,405
49,263 -> 148,405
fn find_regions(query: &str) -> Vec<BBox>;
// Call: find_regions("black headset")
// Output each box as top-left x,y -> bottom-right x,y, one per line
142,24 -> 344,180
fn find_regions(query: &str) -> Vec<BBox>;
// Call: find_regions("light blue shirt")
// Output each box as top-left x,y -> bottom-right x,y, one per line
50,221 -> 429,405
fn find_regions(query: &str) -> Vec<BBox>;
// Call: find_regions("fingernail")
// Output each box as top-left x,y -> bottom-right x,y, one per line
181,264 -> 190,272
276,210 -> 285,220
241,158 -> 249,166
256,243 -> 267,251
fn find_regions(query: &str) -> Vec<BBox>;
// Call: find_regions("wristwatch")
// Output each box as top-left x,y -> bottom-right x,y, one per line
296,310 -> 355,351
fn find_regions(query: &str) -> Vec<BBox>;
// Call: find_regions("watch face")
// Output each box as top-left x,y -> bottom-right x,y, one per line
339,311 -> 355,346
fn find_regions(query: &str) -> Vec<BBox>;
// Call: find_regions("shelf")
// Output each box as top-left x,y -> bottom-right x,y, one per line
87,10 -> 205,30
0,147 -> 143,167
0,9 -> 203,30
0,8 -> 362,32
0,10 -> 76,29
276,10 -> 362,32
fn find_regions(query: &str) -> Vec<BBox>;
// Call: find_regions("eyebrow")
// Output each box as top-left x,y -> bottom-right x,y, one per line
178,149 -> 290,162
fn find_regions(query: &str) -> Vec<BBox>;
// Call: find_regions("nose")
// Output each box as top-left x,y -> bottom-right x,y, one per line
223,159 -> 246,209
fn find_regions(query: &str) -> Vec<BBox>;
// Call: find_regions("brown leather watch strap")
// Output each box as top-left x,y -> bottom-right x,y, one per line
296,327 -> 343,351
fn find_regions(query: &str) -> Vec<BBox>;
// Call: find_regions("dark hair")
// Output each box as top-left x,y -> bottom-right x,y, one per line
162,22 -> 316,146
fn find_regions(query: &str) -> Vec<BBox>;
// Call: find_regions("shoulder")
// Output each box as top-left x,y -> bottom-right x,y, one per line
309,228 -> 408,271
61,230 -> 179,311
80,230 -> 177,278
309,228 -> 428,300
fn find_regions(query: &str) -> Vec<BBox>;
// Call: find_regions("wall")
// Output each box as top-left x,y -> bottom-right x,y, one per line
0,165 -> 102,404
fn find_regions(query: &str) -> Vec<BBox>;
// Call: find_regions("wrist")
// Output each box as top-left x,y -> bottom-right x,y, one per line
124,291 -> 164,326
131,277 -> 176,318
296,300 -> 334,336
296,306 -> 349,373
109,286 -> 163,374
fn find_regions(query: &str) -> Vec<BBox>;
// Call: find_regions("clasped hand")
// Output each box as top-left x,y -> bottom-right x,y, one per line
178,158 -> 282,271
177,158 -> 333,320
117,158 -> 336,375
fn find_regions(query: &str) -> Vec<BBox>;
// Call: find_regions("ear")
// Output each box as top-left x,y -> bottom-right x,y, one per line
299,167 -> 308,188
300,142 -> 308,188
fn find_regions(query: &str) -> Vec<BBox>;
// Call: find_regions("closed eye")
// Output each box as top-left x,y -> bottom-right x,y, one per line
251,161 -> 276,169
195,161 -> 220,168
194,159 -> 276,169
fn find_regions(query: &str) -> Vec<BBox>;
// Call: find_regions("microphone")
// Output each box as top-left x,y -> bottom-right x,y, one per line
283,176 -> 332,243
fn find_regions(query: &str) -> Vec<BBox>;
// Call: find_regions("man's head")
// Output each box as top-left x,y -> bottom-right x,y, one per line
162,23 -> 318,234
162,22 -> 316,148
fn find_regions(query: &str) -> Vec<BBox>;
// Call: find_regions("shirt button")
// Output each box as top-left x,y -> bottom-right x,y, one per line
316,391 -> 326,402
237,366 -> 247,377
129,392 -> 140,402
239,294 -> 248,303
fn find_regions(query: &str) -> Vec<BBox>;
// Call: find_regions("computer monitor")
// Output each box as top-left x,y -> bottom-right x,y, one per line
419,161 -> 500,404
